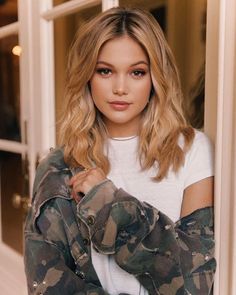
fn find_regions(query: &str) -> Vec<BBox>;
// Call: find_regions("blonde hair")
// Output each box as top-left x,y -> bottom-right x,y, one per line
59,7 -> 194,181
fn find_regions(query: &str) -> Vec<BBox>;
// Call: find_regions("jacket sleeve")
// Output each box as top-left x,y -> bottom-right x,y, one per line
24,200 -> 109,295
78,180 -> 216,295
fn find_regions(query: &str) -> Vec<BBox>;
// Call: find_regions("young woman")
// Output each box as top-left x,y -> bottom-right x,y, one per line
24,7 -> 216,295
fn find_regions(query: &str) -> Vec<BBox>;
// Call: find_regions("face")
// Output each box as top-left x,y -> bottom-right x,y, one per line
90,35 -> 152,137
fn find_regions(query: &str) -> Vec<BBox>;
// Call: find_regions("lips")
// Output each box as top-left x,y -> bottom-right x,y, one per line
109,101 -> 131,111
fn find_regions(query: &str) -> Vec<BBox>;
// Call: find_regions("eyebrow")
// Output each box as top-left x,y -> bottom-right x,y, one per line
96,61 -> 149,67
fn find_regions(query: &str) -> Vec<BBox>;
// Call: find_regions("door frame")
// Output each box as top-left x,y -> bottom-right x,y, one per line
205,0 -> 236,294
0,12 -> 28,295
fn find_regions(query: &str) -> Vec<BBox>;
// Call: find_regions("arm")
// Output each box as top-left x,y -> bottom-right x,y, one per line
181,176 -> 214,217
77,180 -> 216,295
24,200 -> 109,295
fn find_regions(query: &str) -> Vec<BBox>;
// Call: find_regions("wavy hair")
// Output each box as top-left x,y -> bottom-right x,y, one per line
58,7 -> 194,181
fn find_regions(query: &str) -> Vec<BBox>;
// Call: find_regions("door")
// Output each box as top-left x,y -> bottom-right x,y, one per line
0,2 -> 28,294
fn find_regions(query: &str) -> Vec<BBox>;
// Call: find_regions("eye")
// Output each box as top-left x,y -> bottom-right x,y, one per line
132,70 -> 146,78
96,68 -> 112,76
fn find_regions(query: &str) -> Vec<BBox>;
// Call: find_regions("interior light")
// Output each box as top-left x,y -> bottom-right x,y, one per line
12,45 -> 22,56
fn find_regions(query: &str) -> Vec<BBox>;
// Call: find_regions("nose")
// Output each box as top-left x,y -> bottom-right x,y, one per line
112,74 -> 128,96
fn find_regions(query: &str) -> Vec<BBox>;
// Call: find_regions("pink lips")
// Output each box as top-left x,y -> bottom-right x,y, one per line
109,101 -> 131,111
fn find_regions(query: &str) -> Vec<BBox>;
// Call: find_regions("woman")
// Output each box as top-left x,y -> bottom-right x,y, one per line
24,7 -> 216,295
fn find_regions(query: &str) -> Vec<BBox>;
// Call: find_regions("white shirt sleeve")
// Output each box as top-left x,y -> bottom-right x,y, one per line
183,130 -> 214,189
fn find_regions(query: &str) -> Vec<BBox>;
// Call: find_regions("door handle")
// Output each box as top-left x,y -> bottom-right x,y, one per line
12,193 -> 31,212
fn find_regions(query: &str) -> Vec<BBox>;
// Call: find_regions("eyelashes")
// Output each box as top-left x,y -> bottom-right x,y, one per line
96,68 -> 112,76
132,70 -> 146,77
95,68 -> 148,78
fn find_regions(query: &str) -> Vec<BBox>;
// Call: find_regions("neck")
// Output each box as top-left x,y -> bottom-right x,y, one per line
104,121 -> 140,138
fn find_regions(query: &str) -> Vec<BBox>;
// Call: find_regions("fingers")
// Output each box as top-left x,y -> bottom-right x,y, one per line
69,167 -> 105,185
69,170 -> 91,196
71,190 -> 83,203
69,167 -> 106,196
69,168 -> 90,184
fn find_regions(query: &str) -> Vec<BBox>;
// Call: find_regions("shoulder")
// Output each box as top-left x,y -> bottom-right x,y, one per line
33,147 -> 69,193
34,147 -> 66,185
179,129 -> 213,156
31,147 -> 73,221
187,129 -> 214,159
179,129 -> 213,150
192,129 -> 213,145
183,129 -> 214,188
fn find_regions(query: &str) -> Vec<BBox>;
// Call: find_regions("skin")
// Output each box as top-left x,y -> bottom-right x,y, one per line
90,35 -> 152,137
180,176 -> 213,217
69,35 -> 213,217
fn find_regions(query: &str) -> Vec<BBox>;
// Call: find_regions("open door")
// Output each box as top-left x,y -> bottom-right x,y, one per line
0,3 -> 28,294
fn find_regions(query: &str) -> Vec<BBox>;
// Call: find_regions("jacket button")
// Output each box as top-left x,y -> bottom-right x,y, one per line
83,238 -> 90,246
33,281 -> 38,288
205,254 -> 210,261
140,212 -> 146,220
77,271 -> 85,280
87,215 -> 95,225
165,251 -> 171,258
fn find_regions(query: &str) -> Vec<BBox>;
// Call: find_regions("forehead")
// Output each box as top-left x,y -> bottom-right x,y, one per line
97,35 -> 149,64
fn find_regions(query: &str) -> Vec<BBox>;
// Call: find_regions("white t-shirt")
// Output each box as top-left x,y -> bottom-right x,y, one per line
91,130 -> 214,295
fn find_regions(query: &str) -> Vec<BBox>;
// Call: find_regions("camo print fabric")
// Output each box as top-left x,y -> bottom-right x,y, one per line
24,148 -> 216,295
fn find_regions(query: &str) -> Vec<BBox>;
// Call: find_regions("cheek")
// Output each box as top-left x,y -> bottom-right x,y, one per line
135,79 -> 152,99
90,78 -> 110,99
90,79 -> 99,98
89,80 -> 107,111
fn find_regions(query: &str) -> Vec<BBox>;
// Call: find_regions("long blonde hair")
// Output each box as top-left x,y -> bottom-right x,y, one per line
59,7 -> 194,181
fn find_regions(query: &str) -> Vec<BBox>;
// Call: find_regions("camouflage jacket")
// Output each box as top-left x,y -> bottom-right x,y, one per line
24,148 -> 216,295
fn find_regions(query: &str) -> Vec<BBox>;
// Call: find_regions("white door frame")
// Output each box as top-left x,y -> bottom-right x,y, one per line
206,0 -> 236,294
0,17 -> 28,295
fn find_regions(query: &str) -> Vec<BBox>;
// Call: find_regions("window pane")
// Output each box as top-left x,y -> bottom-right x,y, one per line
0,0 -> 18,27
0,34 -> 21,142
54,3 -> 102,141
0,151 -> 28,254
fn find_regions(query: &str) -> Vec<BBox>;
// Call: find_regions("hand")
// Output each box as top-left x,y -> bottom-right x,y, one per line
69,167 -> 106,202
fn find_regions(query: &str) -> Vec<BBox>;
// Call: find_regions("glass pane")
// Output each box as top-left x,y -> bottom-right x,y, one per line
54,3 -> 102,141
0,151 -> 28,254
119,0 -> 207,128
0,0 -> 18,27
0,34 -> 21,141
